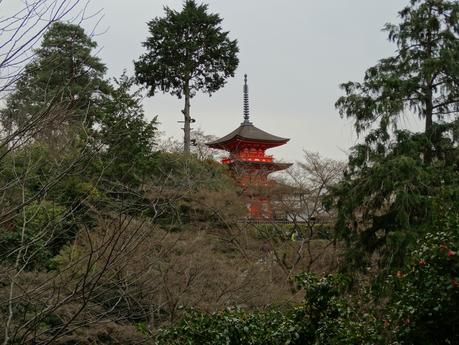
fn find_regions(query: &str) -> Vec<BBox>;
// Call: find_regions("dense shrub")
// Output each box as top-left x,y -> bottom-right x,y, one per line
155,273 -> 380,345
386,213 -> 459,344
0,201 -> 70,270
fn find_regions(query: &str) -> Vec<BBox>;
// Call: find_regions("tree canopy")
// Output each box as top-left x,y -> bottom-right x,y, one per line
1,22 -> 109,141
330,0 -> 459,272
134,0 -> 239,153
336,0 -> 459,162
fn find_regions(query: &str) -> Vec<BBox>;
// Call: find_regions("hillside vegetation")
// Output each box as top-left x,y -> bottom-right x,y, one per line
1,0 -> 459,344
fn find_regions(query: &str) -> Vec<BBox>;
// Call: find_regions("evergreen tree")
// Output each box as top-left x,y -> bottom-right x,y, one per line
331,0 -> 459,272
1,22 -> 109,141
336,0 -> 459,163
134,0 -> 239,154
98,73 -> 158,186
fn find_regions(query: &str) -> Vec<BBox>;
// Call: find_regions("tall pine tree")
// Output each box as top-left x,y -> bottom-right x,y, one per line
331,0 -> 459,272
1,22 -> 109,143
134,0 -> 239,154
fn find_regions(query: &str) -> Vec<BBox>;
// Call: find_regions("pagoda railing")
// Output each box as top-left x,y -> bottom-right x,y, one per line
221,153 -> 273,164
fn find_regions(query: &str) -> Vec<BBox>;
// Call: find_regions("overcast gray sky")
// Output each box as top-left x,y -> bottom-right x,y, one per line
5,0 -> 418,162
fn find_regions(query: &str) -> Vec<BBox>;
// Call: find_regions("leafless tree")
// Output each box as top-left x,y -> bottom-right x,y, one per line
251,151 -> 345,288
158,128 -> 223,161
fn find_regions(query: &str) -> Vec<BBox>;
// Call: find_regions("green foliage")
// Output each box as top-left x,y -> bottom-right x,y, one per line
336,0 -> 459,138
135,0 -> 239,99
0,201 -> 69,270
0,14 -> 242,345
1,22 -> 108,134
156,307 -> 303,345
0,23 -> 162,272
329,130 -> 459,271
135,0 -> 239,152
331,0 -> 459,272
0,140 -> 102,271
385,212 -> 459,344
294,273 -> 381,345
97,72 -> 159,186
155,274 -> 380,345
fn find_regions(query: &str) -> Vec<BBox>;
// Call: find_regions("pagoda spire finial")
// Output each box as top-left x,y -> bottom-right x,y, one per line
243,74 -> 252,125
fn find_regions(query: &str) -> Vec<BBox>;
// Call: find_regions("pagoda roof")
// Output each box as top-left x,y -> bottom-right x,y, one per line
206,122 -> 289,150
206,74 -> 290,150
227,159 -> 293,172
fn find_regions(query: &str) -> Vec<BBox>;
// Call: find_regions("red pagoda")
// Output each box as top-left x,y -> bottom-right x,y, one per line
206,75 -> 292,219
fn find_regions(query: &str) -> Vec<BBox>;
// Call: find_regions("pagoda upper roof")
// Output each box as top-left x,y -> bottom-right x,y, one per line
206,122 -> 289,150
206,74 -> 290,150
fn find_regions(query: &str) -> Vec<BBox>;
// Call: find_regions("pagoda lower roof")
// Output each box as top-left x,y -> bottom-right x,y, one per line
206,122 -> 289,150
226,160 -> 292,172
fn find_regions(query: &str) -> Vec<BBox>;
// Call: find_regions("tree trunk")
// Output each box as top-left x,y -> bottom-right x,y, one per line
183,82 -> 191,154
425,87 -> 433,164
424,4 -> 434,165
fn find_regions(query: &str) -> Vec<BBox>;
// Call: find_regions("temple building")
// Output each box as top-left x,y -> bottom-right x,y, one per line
206,75 -> 292,219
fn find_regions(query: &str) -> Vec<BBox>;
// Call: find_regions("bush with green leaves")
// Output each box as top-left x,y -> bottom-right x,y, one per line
155,273 -> 380,345
385,212 -> 459,344
155,307 -> 304,345
0,201 -> 69,270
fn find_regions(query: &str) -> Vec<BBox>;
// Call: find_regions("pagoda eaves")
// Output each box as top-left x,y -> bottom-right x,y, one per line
205,74 -> 292,219
206,122 -> 289,151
